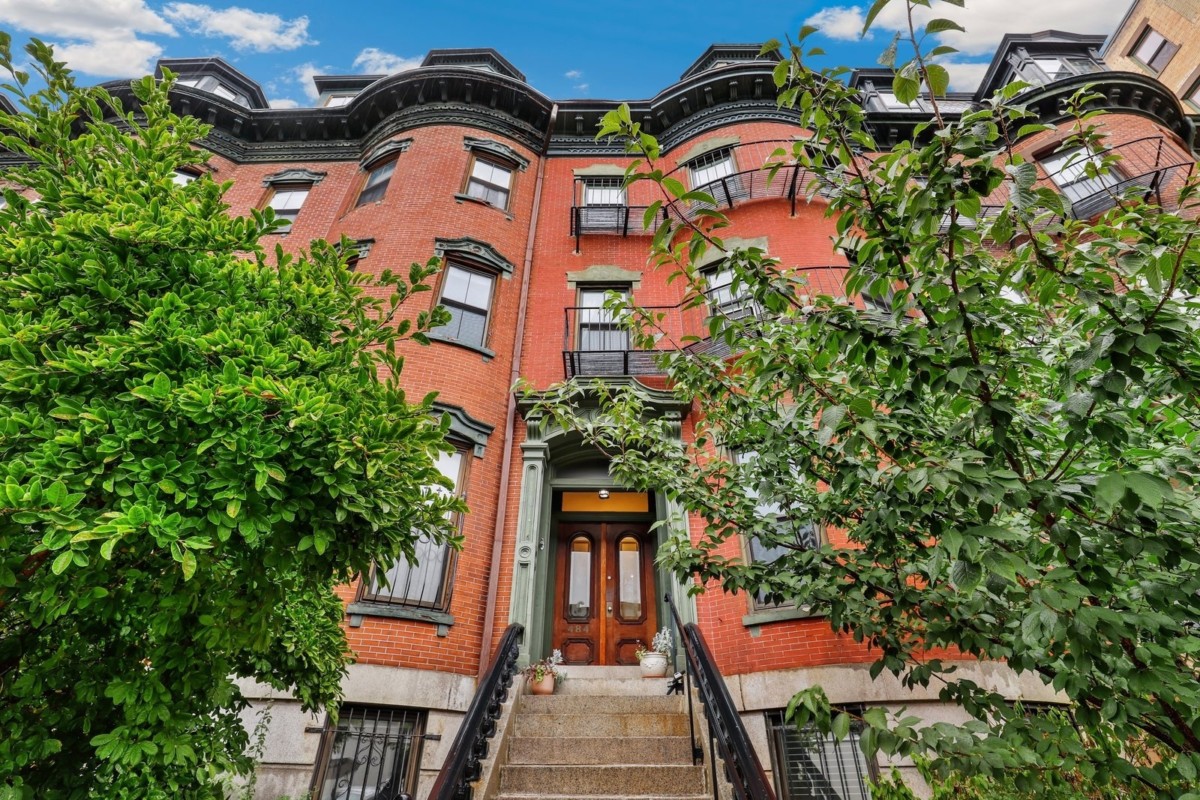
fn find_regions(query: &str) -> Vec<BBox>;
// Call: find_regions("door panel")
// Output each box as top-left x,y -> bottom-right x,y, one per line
553,522 -> 656,666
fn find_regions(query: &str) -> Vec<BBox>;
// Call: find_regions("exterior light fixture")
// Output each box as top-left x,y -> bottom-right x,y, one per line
598,489 -> 610,500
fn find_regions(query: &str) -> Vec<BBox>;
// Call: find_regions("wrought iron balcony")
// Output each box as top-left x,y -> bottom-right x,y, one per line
569,140 -> 830,252
561,289 -> 776,379
1048,136 -> 1194,220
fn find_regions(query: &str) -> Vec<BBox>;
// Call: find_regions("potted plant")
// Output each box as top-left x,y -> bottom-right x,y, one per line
635,627 -> 672,678
524,649 -> 566,695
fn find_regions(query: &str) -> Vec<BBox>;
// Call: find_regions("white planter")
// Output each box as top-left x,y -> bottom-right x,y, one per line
639,652 -> 669,678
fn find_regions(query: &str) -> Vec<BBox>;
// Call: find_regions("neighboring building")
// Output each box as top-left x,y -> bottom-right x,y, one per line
45,27 -> 1195,800
1104,0 -> 1200,113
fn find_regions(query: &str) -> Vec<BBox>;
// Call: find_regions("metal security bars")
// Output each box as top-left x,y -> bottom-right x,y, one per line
766,710 -> 873,800
312,706 -> 425,800
428,623 -> 524,800
665,592 -> 777,800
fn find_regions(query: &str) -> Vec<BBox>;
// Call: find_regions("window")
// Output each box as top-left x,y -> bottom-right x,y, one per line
312,706 -> 424,800
734,450 -> 820,611
1130,27 -> 1178,73
767,709 -> 874,800
583,177 -> 626,207
1040,147 -> 1122,215
323,93 -> 355,107
431,264 -> 496,349
1186,80 -> 1200,112
872,90 -> 935,112
576,286 -> 629,352
688,147 -> 736,190
265,184 -> 309,233
465,155 -> 514,209
356,160 -> 396,207
172,170 -> 196,186
176,75 -> 249,107
363,448 -> 465,610
704,264 -> 759,321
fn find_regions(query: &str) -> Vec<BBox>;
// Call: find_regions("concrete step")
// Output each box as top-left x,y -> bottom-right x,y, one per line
507,735 -> 695,765
512,712 -> 691,738
553,666 -> 678,696
519,694 -> 684,715
496,796 -> 710,800
499,764 -> 706,796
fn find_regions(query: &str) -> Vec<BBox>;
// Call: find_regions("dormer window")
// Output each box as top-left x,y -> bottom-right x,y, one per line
871,89 -> 934,113
323,93 -> 355,108
176,75 -> 249,107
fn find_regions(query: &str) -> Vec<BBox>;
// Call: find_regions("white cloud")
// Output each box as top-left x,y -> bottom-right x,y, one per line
0,0 -> 174,40
574,83 -> 589,93
54,35 -> 165,77
804,6 -> 869,42
565,69 -> 582,79
352,48 -> 421,75
290,62 -> 325,101
0,0 -> 175,77
163,3 -> 314,52
269,98 -> 299,109
938,59 -> 991,93
871,0 -> 1125,57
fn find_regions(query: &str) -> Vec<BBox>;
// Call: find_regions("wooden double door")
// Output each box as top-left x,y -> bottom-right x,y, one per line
553,522 -> 657,666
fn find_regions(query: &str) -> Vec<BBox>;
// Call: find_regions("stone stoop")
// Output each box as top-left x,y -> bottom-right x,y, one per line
492,667 -> 709,800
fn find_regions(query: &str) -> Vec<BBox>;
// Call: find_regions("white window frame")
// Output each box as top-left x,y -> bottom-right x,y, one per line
465,155 -> 514,209
431,263 -> 497,350
265,184 -> 310,233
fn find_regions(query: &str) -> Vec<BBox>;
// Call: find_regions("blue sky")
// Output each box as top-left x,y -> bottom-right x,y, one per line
0,1 -> 1127,107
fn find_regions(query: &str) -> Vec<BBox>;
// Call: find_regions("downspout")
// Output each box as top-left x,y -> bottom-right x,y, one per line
478,102 -> 558,676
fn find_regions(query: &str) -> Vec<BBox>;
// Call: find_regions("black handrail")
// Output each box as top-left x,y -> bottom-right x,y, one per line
427,623 -> 524,800
665,592 -> 777,800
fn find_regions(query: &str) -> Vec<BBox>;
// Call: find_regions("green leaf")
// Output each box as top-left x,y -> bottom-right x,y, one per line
832,712 -> 851,740
951,560 -> 982,592
924,64 -> 949,97
1125,472 -> 1169,508
862,0 -> 893,35
181,550 -> 197,581
1096,473 -> 1125,510
924,18 -> 965,34
892,74 -> 920,106
51,550 -> 73,575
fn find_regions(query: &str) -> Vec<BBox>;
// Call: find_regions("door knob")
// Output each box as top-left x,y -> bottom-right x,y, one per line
607,603 -> 613,615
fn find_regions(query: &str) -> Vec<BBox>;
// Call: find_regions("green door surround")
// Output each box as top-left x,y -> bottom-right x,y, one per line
510,382 -> 696,666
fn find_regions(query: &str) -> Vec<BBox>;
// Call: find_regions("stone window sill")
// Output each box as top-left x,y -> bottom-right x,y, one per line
454,192 -> 513,219
347,602 -> 455,637
427,333 -> 495,361
742,605 -> 824,628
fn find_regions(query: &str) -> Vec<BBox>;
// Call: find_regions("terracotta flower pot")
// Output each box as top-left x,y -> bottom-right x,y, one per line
639,652 -> 669,678
529,673 -> 557,695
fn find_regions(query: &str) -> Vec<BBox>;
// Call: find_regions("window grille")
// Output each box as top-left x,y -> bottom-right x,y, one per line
362,448 -> 464,610
313,706 -> 425,800
767,709 -> 874,800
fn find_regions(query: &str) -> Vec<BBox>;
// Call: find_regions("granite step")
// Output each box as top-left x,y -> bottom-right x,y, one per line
507,735 -> 694,765
498,764 -> 706,796
518,694 -> 684,716
512,711 -> 691,738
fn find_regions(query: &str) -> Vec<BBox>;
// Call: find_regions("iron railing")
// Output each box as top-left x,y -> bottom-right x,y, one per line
665,592 -> 778,800
561,280 -> 820,379
427,623 -> 524,800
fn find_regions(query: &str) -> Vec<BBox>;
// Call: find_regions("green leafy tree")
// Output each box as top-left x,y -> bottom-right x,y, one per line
0,38 -> 458,798
531,1 -> 1200,797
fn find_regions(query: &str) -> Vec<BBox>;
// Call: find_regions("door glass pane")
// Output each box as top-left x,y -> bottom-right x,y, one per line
567,535 -> 592,620
617,536 -> 642,620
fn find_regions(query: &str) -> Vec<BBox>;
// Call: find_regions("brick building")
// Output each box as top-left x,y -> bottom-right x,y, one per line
1103,0 -> 1200,110
87,25 -> 1197,800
